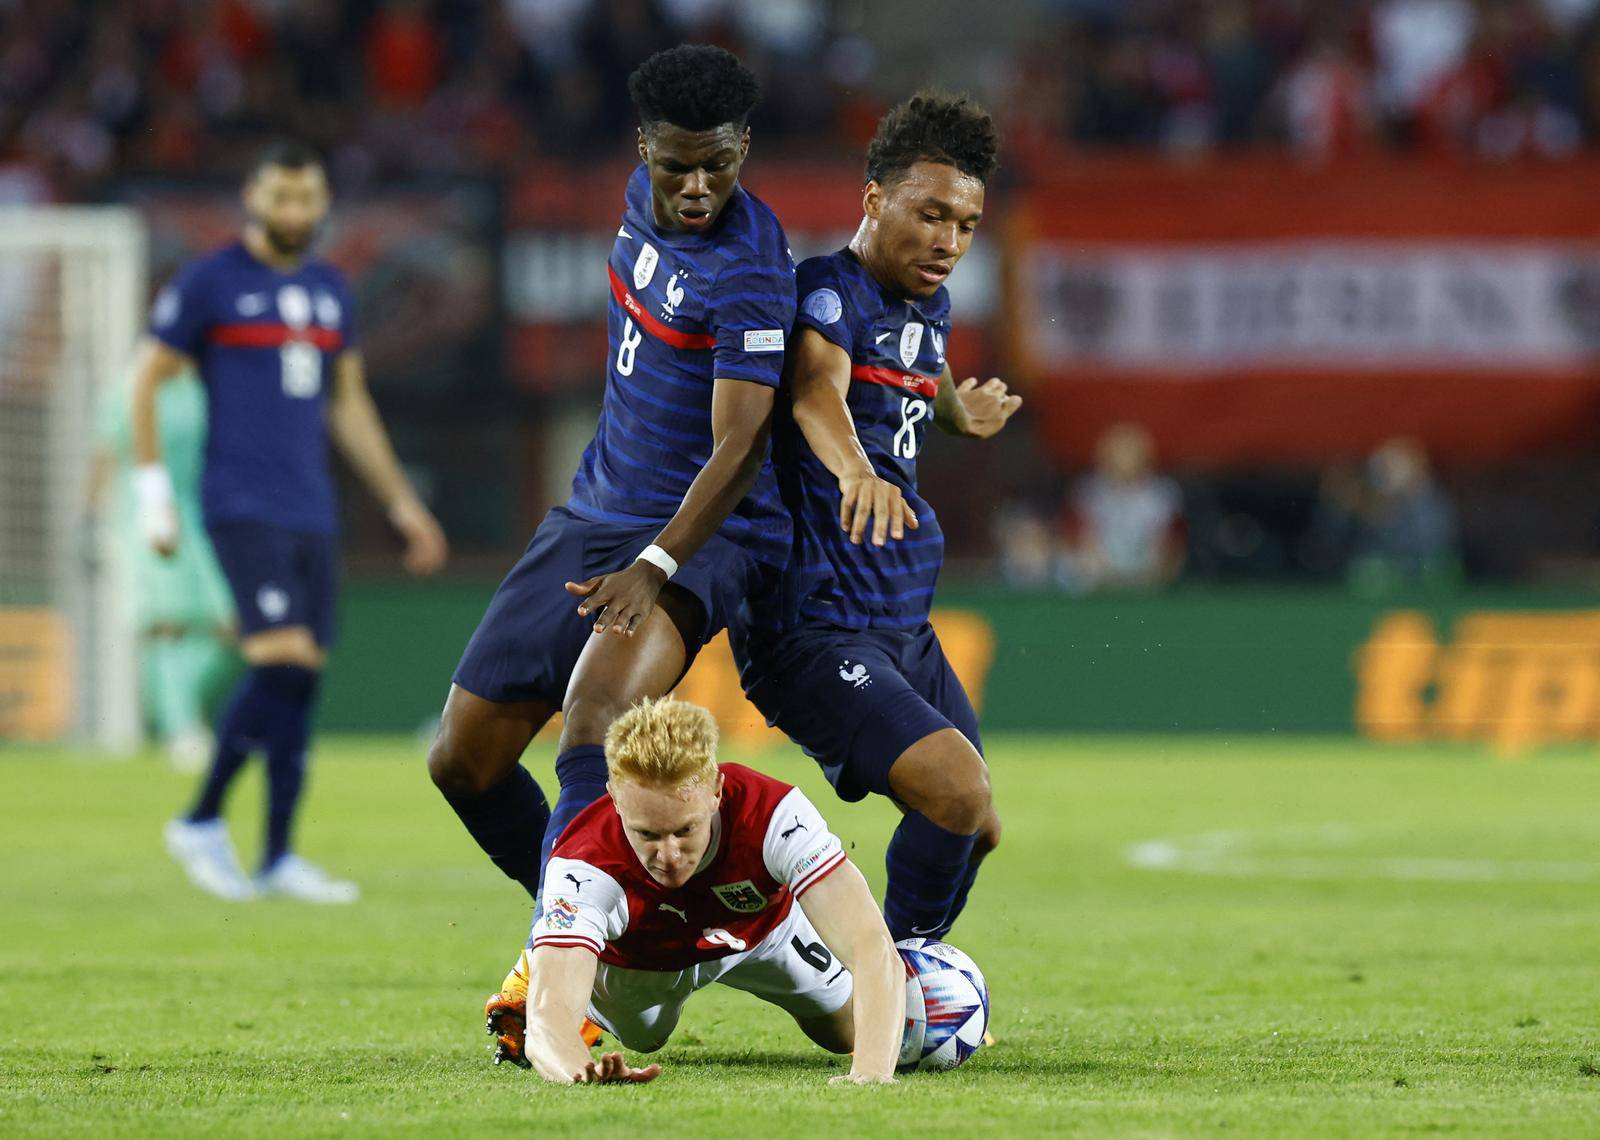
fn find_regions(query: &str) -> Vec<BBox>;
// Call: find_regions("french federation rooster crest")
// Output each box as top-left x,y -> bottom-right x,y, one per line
839,661 -> 872,689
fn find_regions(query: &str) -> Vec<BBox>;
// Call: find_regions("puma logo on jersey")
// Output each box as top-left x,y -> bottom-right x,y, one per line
780,815 -> 807,839
563,872 -> 589,893
658,902 -> 688,922
839,661 -> 872,689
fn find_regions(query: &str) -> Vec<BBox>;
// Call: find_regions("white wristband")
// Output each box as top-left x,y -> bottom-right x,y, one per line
636,543 -> 678,579
133,463 -> 175,510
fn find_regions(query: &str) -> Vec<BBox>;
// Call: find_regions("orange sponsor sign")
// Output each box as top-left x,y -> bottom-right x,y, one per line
1356,609 -> 1600,755
0,607 -> 72,740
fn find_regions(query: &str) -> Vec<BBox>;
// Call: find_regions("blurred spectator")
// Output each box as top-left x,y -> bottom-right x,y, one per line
1308,437 -> 1461,591
1058,423 -> 1187,593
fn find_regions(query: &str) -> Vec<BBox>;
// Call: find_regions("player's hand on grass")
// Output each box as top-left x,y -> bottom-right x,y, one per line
573,1051 -> 661,1084
838,470 -> 918,547
389,498 -> 449,576
955,377 -> 1022,439
829,1072 -> 896,1086
567,562 -> 665,637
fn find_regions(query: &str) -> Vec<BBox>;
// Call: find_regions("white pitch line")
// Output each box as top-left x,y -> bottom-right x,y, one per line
1126,826 -> 1600,883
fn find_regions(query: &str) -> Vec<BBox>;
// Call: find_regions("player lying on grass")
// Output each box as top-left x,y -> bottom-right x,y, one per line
732,92 -> 1019,944
484,697 -> 904,1085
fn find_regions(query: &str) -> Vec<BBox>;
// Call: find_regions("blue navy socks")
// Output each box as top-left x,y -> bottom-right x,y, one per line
540,744 -> 609,874
187,664 -> 321,871
443,765 -> 551,898
883,811 -> 979,942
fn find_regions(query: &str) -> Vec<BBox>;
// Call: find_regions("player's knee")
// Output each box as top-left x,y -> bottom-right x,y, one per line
921,762 -> 992,836
559,691 -> 631,749
973,809 -> 1003,857
426,729 -> 502,797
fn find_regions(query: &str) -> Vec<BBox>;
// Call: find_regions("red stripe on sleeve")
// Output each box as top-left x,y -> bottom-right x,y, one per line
793,848 -> 848,897
530,936 -> 603,955
211,323 -> 343,351
607,265 -> 716,351
850,364 -> 939,399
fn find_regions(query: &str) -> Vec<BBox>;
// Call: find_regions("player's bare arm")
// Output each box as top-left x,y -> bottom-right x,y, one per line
933,364 -> 1021,439
129,337 -> 193,557
328,350 -> 448,575
788,327 -> 919,548
524,944 -> 662,1084
799,860 -> 905,1084
567,376 -> 774,636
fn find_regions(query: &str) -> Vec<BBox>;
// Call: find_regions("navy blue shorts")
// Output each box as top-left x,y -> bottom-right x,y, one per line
733,621 -> 982,803
453,505 -> 775,706
207,521 -> 341,646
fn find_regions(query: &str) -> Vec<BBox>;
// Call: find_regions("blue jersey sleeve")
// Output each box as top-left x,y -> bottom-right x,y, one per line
794,260 -> 856,356
334,272 -> 359,351
149,259 -> 214,358
707,259 -> 796,387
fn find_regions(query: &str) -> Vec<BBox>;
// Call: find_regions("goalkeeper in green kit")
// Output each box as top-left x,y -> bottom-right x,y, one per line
90,367 -> 235,770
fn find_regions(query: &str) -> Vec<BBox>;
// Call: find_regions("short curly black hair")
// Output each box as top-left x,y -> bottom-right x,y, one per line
629,45 -> 761,133
864,91 -> 998,187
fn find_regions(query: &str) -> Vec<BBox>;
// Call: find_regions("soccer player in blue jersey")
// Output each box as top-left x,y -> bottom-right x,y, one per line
428,47 -> 797,911
733,93 -> 1021,944
134,140 -> 449,903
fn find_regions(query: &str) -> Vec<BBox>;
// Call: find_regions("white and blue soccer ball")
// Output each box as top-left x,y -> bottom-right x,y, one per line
896,937 -> 989,1072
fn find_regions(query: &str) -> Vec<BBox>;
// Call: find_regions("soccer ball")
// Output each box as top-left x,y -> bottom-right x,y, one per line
896,937 -> 989,1072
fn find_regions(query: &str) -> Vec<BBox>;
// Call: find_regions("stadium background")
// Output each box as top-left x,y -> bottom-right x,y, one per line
5,0 -> 1600,751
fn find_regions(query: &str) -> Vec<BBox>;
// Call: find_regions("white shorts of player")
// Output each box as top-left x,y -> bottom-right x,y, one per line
587,902 -> 852,1053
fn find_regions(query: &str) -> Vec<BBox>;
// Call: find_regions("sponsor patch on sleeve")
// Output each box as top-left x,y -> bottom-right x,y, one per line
742,329 -> 785,354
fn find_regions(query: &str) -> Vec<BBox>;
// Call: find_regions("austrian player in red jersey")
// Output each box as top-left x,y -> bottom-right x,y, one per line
484,698 -> 905,1085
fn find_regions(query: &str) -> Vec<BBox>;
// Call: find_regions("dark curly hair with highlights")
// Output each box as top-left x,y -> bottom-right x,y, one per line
865,91 -> 998,186
629,45 -> 760,133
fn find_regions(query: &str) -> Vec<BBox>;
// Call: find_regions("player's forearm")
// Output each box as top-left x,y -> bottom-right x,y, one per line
650,425 -> 767,563
792,387 -> 875,482
842,933 -> 906,1079
329,390 -> 419,512
131,357 -> 168,467
932,373 -> 971,437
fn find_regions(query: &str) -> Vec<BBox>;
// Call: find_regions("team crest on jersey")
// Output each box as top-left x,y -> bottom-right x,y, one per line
545,898 -> 580,930
277,285 -> 312,331
930,327 -> 945,363
711,879 -> 768,913
314,289 -> 341,327
633,242 -> 659,290
899,322 -> 925,369
661,272 -> 684,320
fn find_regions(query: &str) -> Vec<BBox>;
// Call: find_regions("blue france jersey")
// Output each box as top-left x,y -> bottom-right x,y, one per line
150,242 -> 355,534
566,165 -> 795,567
772,249 -> 952,631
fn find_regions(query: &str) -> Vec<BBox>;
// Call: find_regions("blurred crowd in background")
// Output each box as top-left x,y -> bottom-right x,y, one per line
8,0 -> 1599,592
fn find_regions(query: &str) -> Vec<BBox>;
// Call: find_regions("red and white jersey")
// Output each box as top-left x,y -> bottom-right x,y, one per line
532,764 -> 847,971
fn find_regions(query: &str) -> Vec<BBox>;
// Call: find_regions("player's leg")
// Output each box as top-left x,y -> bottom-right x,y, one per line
432,509 -> 596,897
584,962 -> 697,1054
539,582 -> 703,869
902,627 -> 998,934
716,903 -> 856,1054
429,686 -> 556,897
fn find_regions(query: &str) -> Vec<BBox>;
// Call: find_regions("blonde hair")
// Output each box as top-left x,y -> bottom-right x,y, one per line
605,697 -> 719,790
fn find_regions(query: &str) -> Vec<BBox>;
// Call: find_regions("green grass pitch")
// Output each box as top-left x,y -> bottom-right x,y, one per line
4,734 -> 1600,1137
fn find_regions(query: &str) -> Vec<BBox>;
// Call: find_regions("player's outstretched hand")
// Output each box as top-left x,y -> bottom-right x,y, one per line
567,562 -> 666,637
573,1051 -> 661,1084
838,471 -> 919,547
956,376 -> 1022,439
389,498 -> 449,576
828,1072 -> 896,1086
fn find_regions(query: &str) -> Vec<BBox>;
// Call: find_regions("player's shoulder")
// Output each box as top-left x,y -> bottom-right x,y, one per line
712,184 -> 793,276
798,250 -> 875,330
719,763 -> 799,826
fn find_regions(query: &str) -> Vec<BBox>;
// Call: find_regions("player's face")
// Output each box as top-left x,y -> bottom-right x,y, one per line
637,122 -> 749,234
243,164 -> 330,257
863,161 -> 985,300
610,771 -> 725,888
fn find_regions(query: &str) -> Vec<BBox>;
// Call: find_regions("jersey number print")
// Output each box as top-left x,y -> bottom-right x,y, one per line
893,397 -> 929,459
280,341 -> 320,398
